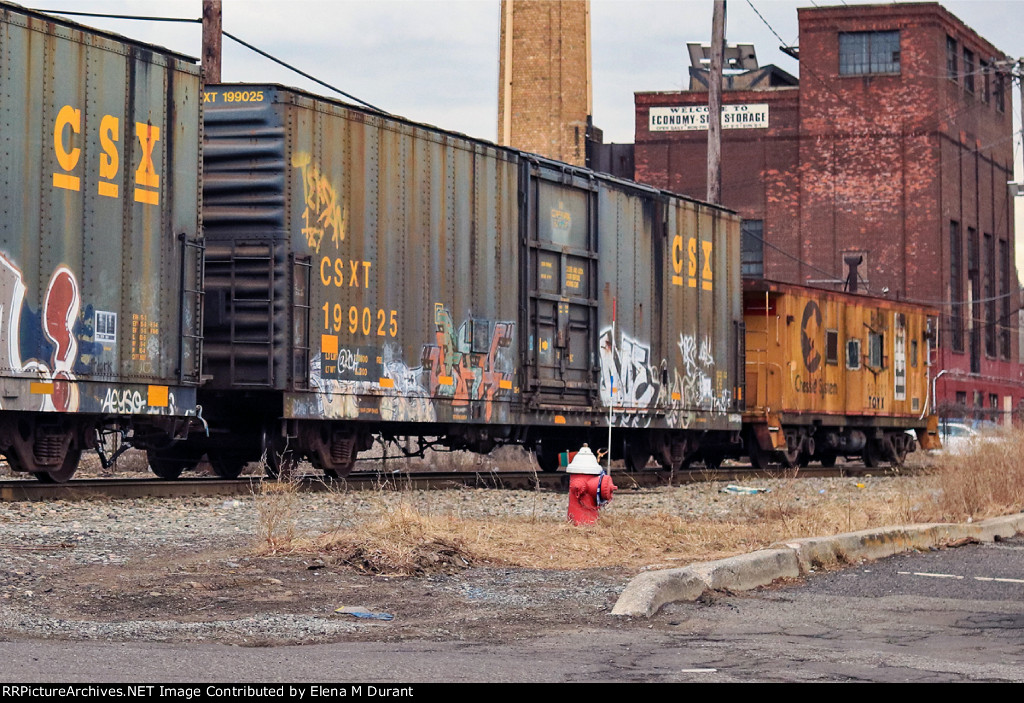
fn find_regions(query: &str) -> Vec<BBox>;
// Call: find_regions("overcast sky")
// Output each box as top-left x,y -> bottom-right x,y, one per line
33,0 -> 1023,143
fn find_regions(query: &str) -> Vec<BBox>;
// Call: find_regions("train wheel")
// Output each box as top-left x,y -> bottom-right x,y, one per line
862,441 -> 882,468
891,440 -> 909,468
147,446 -> 200,480
747,434 -> 771,469
264,451 -> 297,480
624,441 -> 650,472
321,464 -> 351,480
701,452 -> 723,470
535,444 -> 562,473
209,452 -> 247,480
780,447 -> 800,469
33,448 -> 81,484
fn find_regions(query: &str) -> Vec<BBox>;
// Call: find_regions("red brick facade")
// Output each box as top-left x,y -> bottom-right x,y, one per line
634,2 -> 1022,420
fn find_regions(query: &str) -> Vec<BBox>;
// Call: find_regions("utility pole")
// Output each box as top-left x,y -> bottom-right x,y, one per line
202,0 -> 222,86
706,0 -> 726,204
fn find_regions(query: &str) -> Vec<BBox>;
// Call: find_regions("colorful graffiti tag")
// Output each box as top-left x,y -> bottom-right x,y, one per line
309,306 -> 516,424
0,255 -> 81,412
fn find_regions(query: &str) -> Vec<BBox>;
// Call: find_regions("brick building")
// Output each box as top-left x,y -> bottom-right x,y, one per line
634,2 -> 1022,420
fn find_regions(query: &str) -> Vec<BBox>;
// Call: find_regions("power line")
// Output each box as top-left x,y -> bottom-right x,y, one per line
221,30 -> 388,114
35,7 -> 388,114
36,9 -> 198,23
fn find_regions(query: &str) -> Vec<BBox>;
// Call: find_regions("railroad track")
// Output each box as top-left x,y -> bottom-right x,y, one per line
0,463 -> 889,502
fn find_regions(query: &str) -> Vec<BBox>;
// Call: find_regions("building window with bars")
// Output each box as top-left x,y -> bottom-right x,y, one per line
963,47 -> 975,93
1000,239 -> 1011,359
950,220 -> 964,352
839,31 -> 901,75
740,219 -> 764,278
946,35 -> 958,81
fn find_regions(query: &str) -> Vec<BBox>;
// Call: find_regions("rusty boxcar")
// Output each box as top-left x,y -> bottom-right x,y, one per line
741,279 -> 940,468
0,3 -> 203,481
181,83 -> 743,477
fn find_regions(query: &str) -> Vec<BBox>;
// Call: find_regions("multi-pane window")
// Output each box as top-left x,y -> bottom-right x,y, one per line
963,48 -> 975,93
839,31 -> 901,75
950,220 -> 964,352
1000,239 -> 1011,358
946,35 -> 958,81
740,220 -> 764,278
985,232 -> 995,357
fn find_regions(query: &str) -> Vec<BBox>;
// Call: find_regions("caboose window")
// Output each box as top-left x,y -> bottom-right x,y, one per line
826,329 -> 839,365
868,332 -> 884,368
911,339 -> 918,367
846,339 -> 861,370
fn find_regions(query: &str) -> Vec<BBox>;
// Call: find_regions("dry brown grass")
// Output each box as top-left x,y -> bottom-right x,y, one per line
925,429 -> 1024,522
249,434 -> 1024,575
252,471 -> 304,554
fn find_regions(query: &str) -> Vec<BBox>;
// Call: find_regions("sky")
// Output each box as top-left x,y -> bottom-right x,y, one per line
30,0 -> 1022,143
29,0 -> 1024,266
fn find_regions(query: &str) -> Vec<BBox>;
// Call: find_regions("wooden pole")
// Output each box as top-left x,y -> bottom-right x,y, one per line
202,0 -> 222,86
706,0 -> 726,204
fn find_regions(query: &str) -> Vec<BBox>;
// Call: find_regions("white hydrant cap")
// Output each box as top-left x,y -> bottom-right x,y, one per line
566,444 -> 603,475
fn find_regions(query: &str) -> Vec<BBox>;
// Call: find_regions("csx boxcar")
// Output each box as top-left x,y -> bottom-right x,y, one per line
742,279 -> 940,468
188,84 -> 742,477
0,3 -> 203,481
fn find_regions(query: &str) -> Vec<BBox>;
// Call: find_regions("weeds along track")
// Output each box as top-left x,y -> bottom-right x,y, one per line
0,464 -> 894,503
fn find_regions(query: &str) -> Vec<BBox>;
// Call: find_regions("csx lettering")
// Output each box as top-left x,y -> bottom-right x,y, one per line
134,123 -> 160,204
52,105 -> 82,191
51,105 -> 160,205
670,235 -> 713,290
319,257 -> 372,288
671,235 -> 684,285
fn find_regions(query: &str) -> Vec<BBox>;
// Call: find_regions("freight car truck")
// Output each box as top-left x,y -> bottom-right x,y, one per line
182,83 -> 744,477
0,3 -> 204,481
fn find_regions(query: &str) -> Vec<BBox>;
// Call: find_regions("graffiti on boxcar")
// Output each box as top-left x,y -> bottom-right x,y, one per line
309,307 -> 515,423
0,256 -> 82,412
678,333 -> 730,413
421,306 -> 515,423
292,152 -> 346,254
598,329 -> 657,410
380,344 -> 436,423
99,387 -> 179,416
598,328 -> 731,425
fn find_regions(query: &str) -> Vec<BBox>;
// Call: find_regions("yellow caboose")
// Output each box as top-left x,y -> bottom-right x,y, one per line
743,280 -> 940,467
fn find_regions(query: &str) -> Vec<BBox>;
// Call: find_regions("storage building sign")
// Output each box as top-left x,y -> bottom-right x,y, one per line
649,104 -> 769,131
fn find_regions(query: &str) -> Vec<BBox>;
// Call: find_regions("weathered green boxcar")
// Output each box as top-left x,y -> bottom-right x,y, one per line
197,84 -> 742,476
0,3 -> 203,480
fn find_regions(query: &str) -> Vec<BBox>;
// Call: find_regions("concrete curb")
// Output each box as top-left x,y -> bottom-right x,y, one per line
610,513 -> 1024,618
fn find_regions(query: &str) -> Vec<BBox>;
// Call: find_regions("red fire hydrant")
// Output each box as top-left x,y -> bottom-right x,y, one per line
566,444 -> 617,525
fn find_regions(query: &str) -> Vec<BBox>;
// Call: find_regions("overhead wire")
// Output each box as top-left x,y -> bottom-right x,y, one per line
35,7 -> 388,113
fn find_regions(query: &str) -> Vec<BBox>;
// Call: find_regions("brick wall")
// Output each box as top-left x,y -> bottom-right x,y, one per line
498,0 -> 590,165
633,2 -> 1022,408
